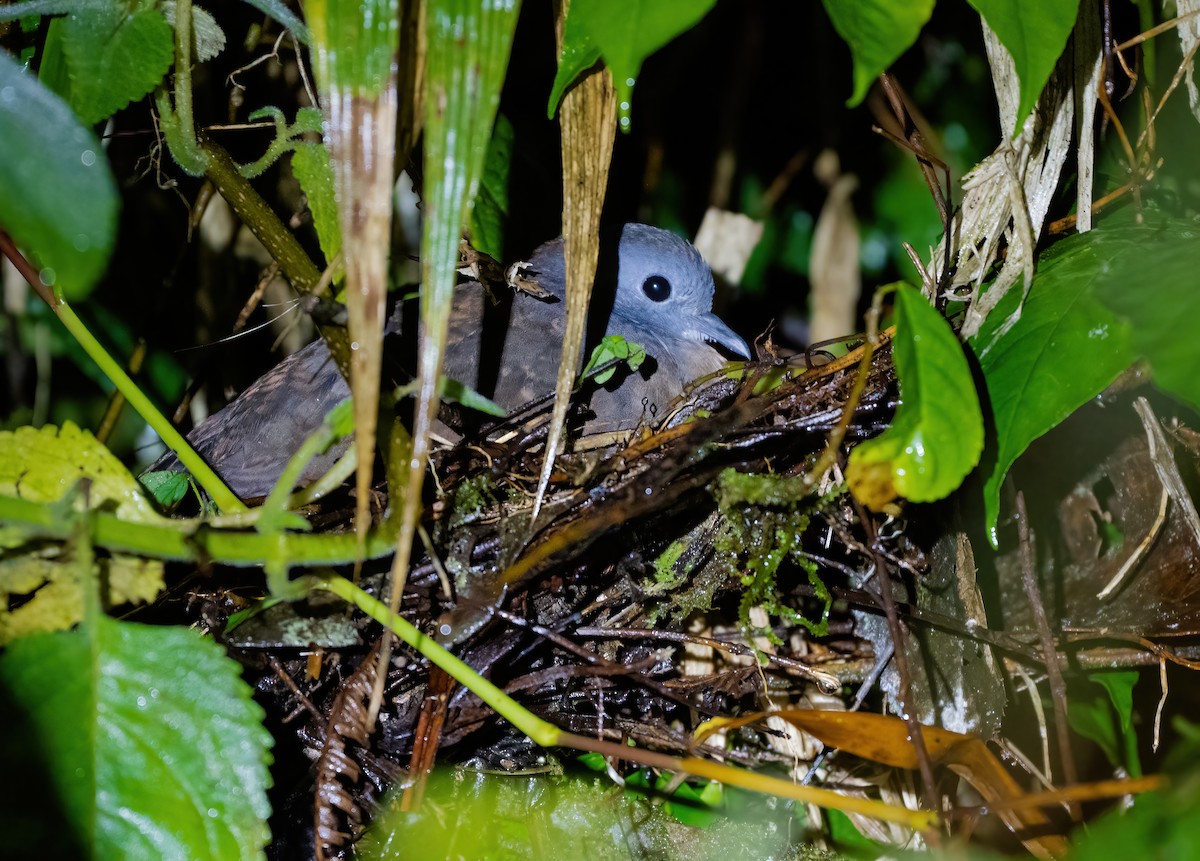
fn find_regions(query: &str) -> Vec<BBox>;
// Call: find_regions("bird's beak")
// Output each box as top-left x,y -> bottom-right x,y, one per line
687,313 -> 751,360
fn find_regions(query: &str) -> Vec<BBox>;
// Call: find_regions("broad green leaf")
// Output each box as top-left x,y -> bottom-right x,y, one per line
468,113 -> 515,260
546,12 -> 599,118
0,616 -> 273,859
1091,216 -> 1200,412
0,51 -> 117,299
970,226 -> 1135,546
293,142 -> 342,267
61,4 -> 173,124
357,767 -> 792,860
0,423 -> 169,524
966,0 -> 1079,133
821,0 -> 935,106
550,0 -> 717,129
847,283 -> 984,510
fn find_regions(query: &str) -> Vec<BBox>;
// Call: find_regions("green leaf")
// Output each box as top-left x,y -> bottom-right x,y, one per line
0,423 -> 168,642
970,226 -> 1135,546
61,5 -> 173,125
847,283 -> 984,510
0,617 -> 273,860
821,0 -> 935,106
308,0 -> 399,94
293,142 -> 339,268
0,51 -> 118,299
440,378 -> 507,418
1069,672 -> 1140,774
161,2 -> 226,62
139,470 -> 192,508
966,0 -> 1079,132
358,766 -> 793,859
552,0 -> 717,130
582,335 -> 647,385
546,14 -> 600,118
1091,217 -> 1200,412
237,0 -> 310,43
468,113 -> 514,260
1069,722 -> 1200,861
0,0 -> 94,21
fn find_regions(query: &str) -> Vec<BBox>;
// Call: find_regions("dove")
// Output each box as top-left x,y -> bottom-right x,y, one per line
148,224 -> 749,499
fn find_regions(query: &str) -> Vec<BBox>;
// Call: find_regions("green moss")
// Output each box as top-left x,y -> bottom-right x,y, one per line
449,473 -> 495,529
714,469 -> 833,643
643,469 -> 836,638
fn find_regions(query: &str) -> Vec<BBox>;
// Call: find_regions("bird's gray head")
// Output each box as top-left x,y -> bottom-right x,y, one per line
611,224 -> 749,360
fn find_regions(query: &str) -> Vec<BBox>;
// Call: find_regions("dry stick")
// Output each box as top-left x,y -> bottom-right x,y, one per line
877,73 -> 947,225
874,73 -> 955,302
1014,490 -> 1080,820
852,498 -> 941,829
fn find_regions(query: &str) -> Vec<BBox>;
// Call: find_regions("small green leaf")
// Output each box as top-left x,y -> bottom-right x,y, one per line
553,0 -> 717,130
582,335 -> 647,385
847,284 -> 984,510
966,0 -> 1079,132
468,113 -> 514,260
1091,216 -> 1200,412
161,2 -> 226,62
970,225 -> 1135,546
439,378 -> 507,418
0,616 -> 273,859
1069,671 -> 1140,774
821,0 -> 935,106
0,51 -> 117,299
139,470 -> 192,508
61,5 -> 173,125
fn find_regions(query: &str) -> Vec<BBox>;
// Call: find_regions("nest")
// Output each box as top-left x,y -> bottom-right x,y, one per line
200,341 -> 905,853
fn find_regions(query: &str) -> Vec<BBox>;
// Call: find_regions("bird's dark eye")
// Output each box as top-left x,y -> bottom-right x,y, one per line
642,275 -> 671,302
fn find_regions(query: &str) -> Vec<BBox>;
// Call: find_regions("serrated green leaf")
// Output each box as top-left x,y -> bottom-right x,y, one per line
0,423 -> 168,641
0,51 -> 117,300
61,5 -> 173,124
0,617 -> 273,859
468,113 -> 514,260
139,470 -> 192,507
0,423 -> 169,524
966,0 -> 1079,132
970,226 -> 1135,546
161,3 -> 226,63
1091,217 -> 1200,412
555,0 -> 717,130
821,0 -> 935,106
848,284 -> 984,510
583,335 -> 647,385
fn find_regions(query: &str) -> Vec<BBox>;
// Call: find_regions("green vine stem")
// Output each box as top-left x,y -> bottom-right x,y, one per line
309,572 -> 940,832
0,229 -> 245,512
